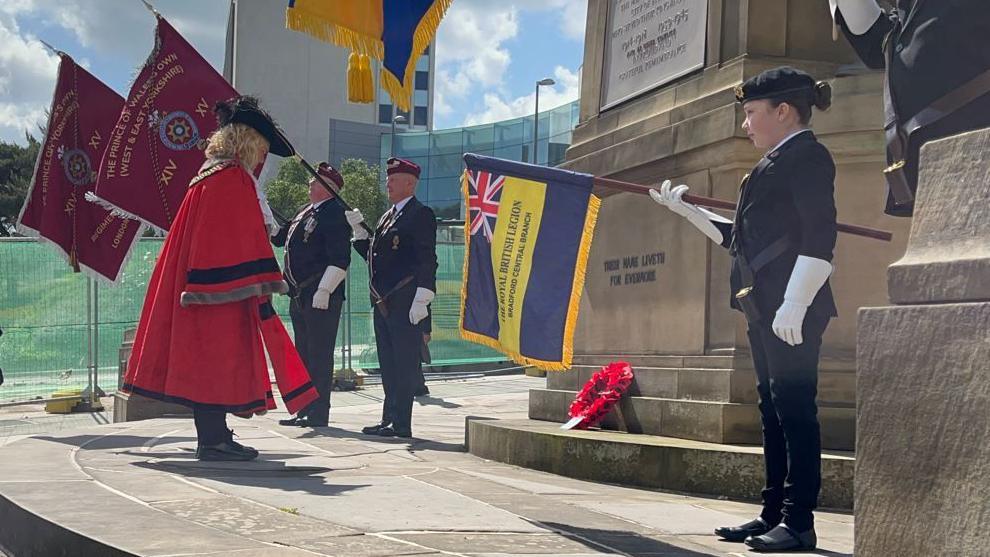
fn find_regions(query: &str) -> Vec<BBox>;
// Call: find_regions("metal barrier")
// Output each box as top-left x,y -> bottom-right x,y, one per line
0,231 -> 503,404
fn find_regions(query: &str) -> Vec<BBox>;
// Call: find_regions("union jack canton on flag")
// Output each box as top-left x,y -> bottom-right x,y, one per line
467,170 -> 504,242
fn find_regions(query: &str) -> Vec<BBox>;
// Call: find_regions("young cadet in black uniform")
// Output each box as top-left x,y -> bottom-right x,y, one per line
830,0 -> 990,217
271,162 -> 352,428
345,157 -> 437,438
651,68 -> 837,552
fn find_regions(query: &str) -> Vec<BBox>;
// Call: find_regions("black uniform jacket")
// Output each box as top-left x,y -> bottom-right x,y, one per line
353,196 -> 438,315
271,199 -> 352,299
712,131 -> 839,322
837,0 -> 990,216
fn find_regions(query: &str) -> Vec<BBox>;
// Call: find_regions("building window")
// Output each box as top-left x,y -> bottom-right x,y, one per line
423,44 -> 430,56
378,104 -> 393,124
414,106 -> 428,126
415,71 -> 429,91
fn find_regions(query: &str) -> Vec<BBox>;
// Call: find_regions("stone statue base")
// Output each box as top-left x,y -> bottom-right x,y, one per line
856,128 -> 990,555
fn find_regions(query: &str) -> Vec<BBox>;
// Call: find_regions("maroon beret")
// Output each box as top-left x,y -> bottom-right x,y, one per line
315,162 -> 344,189
386,157 -> 420,178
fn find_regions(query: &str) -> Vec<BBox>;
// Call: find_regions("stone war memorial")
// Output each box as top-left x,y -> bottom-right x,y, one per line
466,0 -> 988,554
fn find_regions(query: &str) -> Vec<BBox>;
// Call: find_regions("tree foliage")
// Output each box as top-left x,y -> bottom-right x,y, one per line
0,134 -> 41,235
339,158 -> 387,227
264,157 -> 387,227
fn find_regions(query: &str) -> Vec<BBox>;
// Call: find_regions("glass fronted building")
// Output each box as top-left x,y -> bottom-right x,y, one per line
380,101 -> 580,219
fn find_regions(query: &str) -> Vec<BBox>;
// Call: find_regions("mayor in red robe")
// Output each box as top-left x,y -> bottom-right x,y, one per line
121,96 -> 317,461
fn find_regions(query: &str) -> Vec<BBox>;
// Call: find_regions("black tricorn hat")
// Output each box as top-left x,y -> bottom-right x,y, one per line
214,95 -> 294,157
734,67 -> 816,104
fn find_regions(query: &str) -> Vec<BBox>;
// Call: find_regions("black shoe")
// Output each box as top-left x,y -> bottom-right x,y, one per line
715,517 -> 775,542
295,417 -> 328,428
362,423 -> 388,435
745,524 -> 817,552
196,440 -> 259,461
378,426 -> 412,438
279,416 -> 303,426
414,384 -> 430,397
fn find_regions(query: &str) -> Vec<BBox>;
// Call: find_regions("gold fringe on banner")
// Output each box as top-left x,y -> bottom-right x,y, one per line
286,7 -> 384,59
379,0 -> 453,112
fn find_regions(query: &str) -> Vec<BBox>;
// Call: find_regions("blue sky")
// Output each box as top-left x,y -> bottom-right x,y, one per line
0,0 -> 586,145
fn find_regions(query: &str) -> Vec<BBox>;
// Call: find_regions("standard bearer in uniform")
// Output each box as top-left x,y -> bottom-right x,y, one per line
272,162 -> 352,428
830,0 -> 990,216
346,157 -> 437,438
651,68 -> 838,552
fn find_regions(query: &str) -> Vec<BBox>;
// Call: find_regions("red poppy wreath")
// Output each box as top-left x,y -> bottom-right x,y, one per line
566,361 -> 634,430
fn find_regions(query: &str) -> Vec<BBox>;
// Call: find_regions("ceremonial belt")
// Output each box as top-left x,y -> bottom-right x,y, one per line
370,275 -> 416,319
883,34 -> 990,206
286,272 -> 322,299
734,236 -> 793,323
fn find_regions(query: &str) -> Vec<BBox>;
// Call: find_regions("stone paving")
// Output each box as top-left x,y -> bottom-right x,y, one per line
0,376 -> 853,556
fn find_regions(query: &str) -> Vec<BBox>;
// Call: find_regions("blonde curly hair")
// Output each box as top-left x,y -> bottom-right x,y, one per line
204,123 -> 269,170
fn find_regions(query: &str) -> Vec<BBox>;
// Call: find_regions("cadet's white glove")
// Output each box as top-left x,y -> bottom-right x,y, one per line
649,180 -> 732,244
772,256 -> 833,346
409,287 -> 434,325
312,265 -> 346,310
829,0 -> 882,35
312,289 -> 331,310
345,209 -> 369,240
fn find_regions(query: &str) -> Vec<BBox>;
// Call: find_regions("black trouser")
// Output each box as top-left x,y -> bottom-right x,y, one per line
747,312 -> 829,533
289,288 -> 344,424
373,296 -> 423,432
193,408 -> 229,446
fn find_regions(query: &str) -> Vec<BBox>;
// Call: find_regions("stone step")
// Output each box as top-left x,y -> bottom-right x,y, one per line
529,388 -> 855,451
572,353 -> 858,374
466,418 -> 854,510
550,365 -> 855,404
571,354 -> 735,370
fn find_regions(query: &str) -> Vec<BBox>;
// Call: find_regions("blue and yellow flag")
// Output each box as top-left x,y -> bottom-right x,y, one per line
285,0 -> 451,111
460,154 -> 600,371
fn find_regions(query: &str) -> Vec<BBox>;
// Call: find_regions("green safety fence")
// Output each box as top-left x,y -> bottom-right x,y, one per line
0,234 -> 504,404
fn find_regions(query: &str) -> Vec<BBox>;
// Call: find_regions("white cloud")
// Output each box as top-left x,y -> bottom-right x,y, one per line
559,2 -> 589,41
434,0 -> 586,129
462,65 -> 580,126
0,0 -> 228,144
512,0 -> 588,41
435,2 -> 519,104
0,12 -> 59,144
6,0 -> 227,65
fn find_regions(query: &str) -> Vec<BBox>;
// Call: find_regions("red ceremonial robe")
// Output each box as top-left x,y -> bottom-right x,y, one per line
122,159 -> 317,415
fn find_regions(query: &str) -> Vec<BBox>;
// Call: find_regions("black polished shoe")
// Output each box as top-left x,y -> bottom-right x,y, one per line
745,524 -> 817,552
378,426 -> 412,438
295,417 -> 328,428
414,384 -> 430,397
196,440 -> 259,461
361,422 -> 388,435
714,517 -> 775,542
279,416 -> 303,426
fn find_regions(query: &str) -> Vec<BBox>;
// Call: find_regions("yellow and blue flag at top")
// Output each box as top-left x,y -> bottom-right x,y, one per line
285,0 -> 452,111
460,154 -> 600,371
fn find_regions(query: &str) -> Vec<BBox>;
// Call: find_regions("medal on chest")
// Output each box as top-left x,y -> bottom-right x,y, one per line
303,216 -> 317,243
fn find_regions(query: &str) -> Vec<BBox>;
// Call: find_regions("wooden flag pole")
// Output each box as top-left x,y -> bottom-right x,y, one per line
592,176 -> 893,242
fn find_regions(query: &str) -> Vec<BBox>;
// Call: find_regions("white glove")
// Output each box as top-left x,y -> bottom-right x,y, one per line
829,0 -> 882,35
649,180 -> 732,244
409,287 -> 434,325
345,209 -> 369,240
312,288 -> 331,310
772,256 -> 833,346
312,265 -> 346,309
